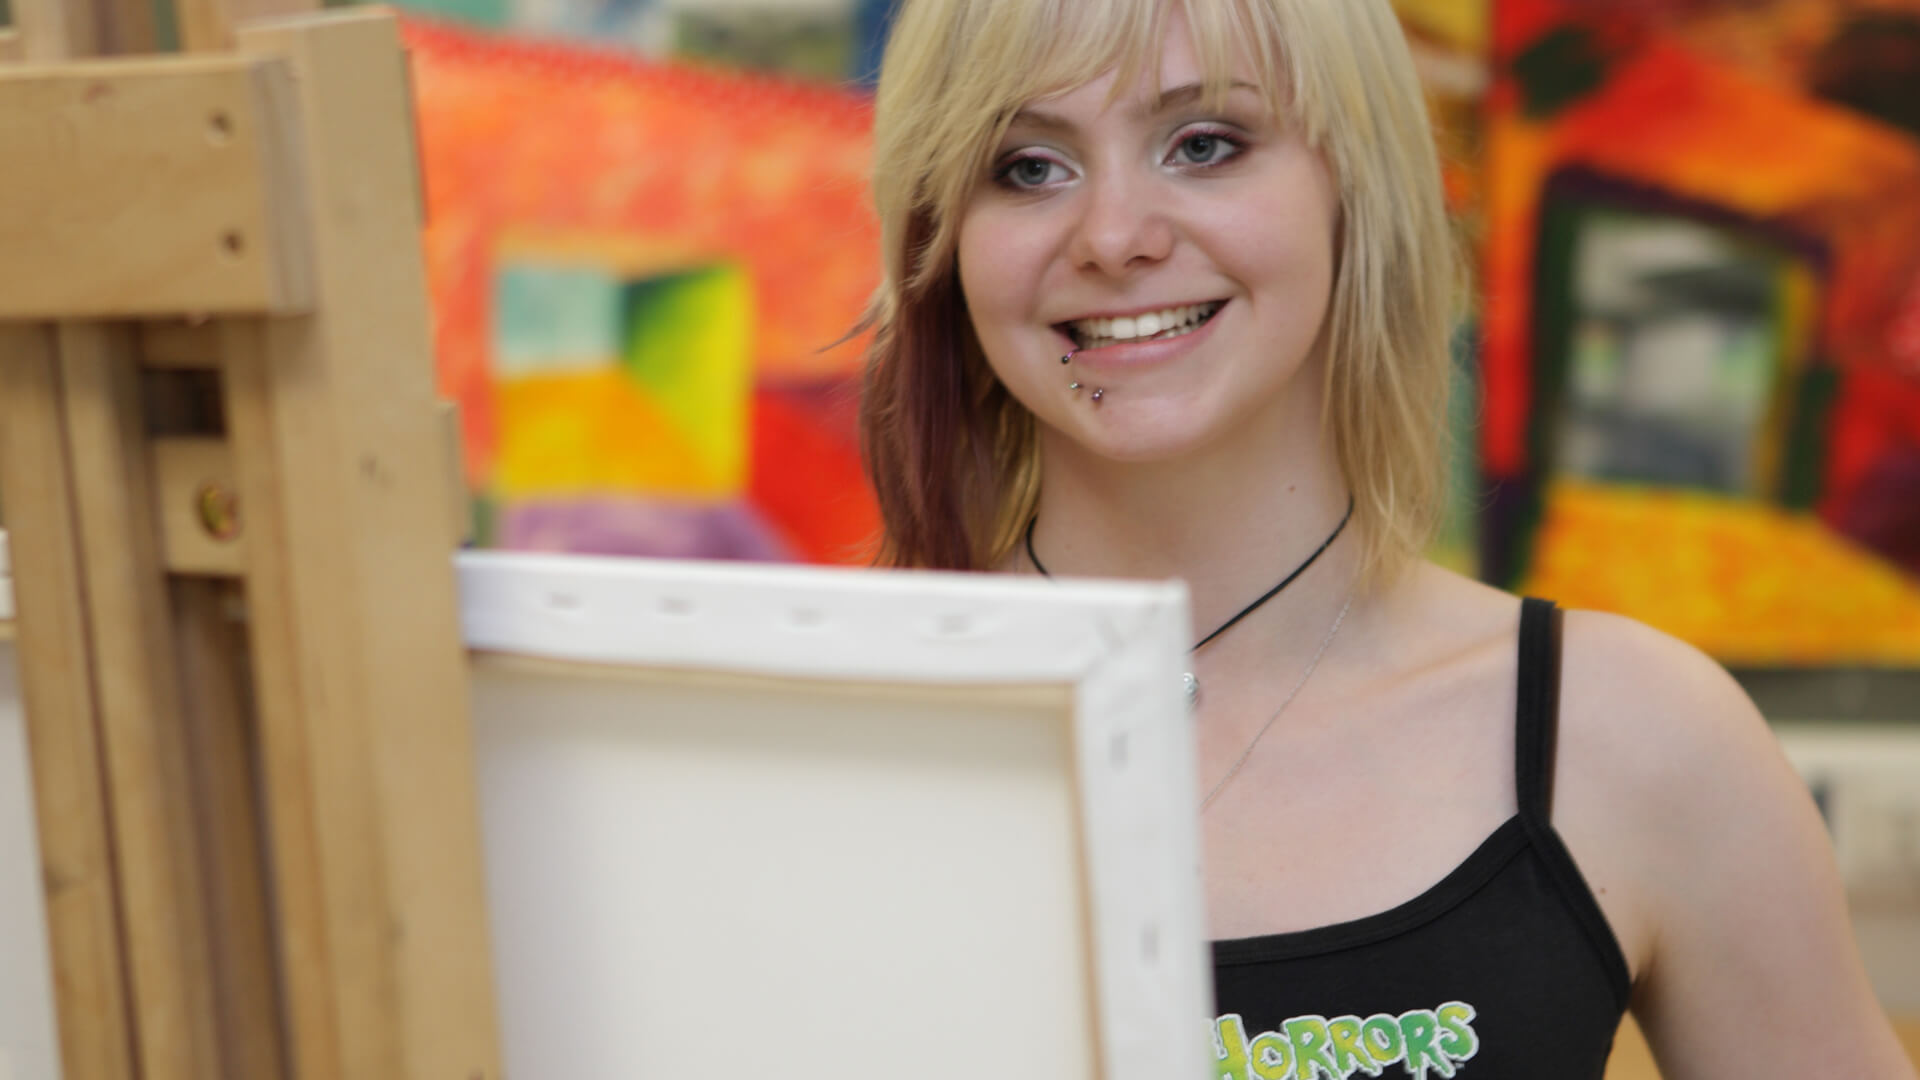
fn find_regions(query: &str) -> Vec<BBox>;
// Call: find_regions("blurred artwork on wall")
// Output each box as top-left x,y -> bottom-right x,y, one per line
405,17 -> 881,563
1485,0 -> 1920,666
369,0 -> 879,82
1390,0 -> 1493,577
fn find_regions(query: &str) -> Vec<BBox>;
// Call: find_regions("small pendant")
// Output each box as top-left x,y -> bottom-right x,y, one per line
1183,671 -> 1200,709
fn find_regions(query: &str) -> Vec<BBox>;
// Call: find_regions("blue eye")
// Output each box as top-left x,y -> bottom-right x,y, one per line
1171,130 -> 1244,167
995,154 -> 1069,190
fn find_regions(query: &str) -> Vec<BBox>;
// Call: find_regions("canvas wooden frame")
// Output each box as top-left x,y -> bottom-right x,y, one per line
458,549 -> 1213,1080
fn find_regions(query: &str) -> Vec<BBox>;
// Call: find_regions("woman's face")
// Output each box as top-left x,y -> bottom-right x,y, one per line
957,11 -> 1339,464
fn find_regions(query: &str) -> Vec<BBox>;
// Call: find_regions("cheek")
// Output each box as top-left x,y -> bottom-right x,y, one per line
957,204 -> 1054,344
956,221 -> 1009,341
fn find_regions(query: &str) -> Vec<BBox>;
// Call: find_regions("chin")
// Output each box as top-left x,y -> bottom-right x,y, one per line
1062,402 -> 1224,465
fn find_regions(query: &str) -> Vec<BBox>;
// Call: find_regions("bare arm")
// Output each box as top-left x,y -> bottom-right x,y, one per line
1563,613 -> 1914,1079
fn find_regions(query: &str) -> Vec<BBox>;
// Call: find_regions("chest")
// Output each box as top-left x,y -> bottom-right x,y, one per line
1193,659 -> 1518,941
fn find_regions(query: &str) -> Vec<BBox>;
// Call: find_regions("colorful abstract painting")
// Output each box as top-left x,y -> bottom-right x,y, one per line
404,17 -> 881,563
1484,0 -> 1920,665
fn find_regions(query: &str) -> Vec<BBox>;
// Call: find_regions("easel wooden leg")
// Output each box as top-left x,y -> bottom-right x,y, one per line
59,322 -> 227,1080
236,15 -> 502,1076
0,326 -> 139,1080
219,317 -> 364,1079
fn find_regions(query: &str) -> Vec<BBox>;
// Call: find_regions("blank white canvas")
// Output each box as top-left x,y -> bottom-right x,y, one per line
474,666 -> 1095,1078
460,551 -> 1210,1080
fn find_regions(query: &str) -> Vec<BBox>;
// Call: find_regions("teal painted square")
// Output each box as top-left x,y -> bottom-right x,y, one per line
496,263 -> 624,375
364,0 -> 512,24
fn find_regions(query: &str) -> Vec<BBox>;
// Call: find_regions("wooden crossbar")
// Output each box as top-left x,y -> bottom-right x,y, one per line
0,58 -> 315,319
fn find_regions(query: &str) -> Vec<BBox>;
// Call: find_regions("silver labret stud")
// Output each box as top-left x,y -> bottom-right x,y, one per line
1091,388 -> 1105,403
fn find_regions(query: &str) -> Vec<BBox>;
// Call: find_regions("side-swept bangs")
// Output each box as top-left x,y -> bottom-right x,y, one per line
862,0 -> 1458,588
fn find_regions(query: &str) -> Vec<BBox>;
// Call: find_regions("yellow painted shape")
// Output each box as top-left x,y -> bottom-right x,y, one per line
1520,481 -> 1920,666
494,369 -> 736,499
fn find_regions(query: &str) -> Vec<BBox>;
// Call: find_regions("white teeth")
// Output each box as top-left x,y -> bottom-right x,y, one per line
1067,301 -> 1223,347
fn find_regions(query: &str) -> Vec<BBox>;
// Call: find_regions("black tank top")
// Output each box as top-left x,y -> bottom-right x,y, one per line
1210,598 -> 1631,1079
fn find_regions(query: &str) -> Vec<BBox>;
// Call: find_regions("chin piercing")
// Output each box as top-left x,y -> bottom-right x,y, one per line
1060,348 -> 1104,404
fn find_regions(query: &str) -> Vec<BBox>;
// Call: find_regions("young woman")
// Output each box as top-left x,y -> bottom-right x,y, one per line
858,0 -> 1915,1076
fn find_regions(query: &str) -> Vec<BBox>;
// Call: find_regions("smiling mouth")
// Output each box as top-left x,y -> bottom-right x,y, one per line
1057,300 -> 1227,351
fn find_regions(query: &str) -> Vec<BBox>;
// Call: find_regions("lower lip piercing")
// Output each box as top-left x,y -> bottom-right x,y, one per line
1060,351 -> 1104,406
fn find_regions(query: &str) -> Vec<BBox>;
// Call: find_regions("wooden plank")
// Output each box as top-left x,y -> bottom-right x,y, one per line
98,0 -> 160,56
217,318 -> 348,1080
176,0 -> 323,53
10,0 -> 103,60
0,57 -> 314,320
172,577 -> 289,1080
58,323 -> 225,1080
153,437 -> 245,575
236,12 -> 504,1077
0,324 -> 138,1080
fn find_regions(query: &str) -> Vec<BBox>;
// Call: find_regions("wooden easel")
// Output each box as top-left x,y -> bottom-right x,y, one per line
0,2 -> 500,1078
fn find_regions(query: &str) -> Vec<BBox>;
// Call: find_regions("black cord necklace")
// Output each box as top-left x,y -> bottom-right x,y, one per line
1024,495 -> 1355,707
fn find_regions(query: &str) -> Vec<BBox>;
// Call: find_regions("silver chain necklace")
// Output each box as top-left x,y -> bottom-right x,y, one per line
1025,497 -> 1354,708
1199,590 -> 1354,811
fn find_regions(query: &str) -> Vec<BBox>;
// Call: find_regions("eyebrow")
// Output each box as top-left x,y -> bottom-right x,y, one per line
1008,80 -> 1263,133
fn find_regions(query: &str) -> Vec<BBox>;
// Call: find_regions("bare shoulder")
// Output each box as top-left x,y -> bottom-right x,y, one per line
1552,609 -> 1916,1078
1554,607 -> 1795,817
1384,582 -> 1911,1074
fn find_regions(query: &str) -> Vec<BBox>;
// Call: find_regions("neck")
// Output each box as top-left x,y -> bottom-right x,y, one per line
1024,375 -> 1363,664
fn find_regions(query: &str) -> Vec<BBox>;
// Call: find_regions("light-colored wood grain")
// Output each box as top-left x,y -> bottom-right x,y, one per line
0,324 -> 138,1080
172,577 -> 289,1080
219,319 -> 347,1080
58,323 -> 225,1080
177,0 -> 323,53
12,0 -> 154,56
0,57 -> 313,319
153,437 -> 244,575
235,13 -> 502,1077
90,0 -> 159,56
10,0 -> 102,60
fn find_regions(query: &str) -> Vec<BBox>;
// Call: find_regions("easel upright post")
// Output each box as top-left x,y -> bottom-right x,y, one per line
0,3 -> 503,1077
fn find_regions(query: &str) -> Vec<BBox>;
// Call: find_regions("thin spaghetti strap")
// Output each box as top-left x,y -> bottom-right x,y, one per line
1514,597 -> 1564,825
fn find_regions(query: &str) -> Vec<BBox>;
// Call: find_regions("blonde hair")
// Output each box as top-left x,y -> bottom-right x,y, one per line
860,0 -> 1458,589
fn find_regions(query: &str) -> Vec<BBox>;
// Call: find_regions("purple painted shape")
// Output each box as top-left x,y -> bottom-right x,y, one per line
499,498 -> 795,562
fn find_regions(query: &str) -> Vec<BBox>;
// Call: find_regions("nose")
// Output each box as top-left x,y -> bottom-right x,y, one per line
1065,167 -> 1174,278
